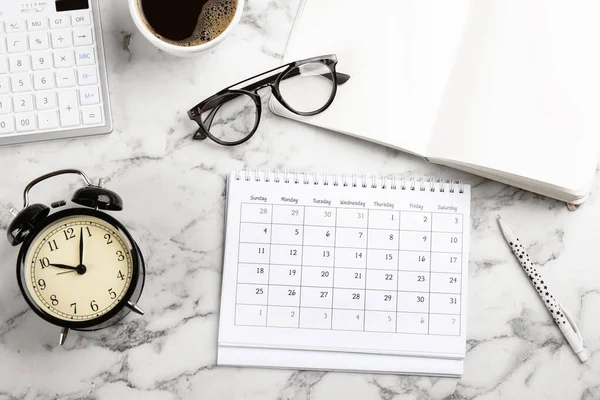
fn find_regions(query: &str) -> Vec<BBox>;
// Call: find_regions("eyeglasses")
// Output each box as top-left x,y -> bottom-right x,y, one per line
187,54 -> 350,146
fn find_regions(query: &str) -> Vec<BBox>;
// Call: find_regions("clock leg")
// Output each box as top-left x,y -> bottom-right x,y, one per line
59,327 -> 69,346
127,301 -> 145,315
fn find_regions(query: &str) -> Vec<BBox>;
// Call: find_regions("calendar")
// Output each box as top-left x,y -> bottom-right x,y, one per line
217,171 -> 471,376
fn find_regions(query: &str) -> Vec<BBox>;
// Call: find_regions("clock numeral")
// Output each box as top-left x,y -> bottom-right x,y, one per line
86,227 -> 92,237
37,279 -> 46,290
63,227 -> 75,241
104,234 -> 113,245
117,270 -> 125,281
48,239 -> 58,252
50,294 -> 58,306
39,257 -> 50,269
108,288 -> 117,299
116,250 -> 125,262
70,302 -> 77,314
90,300 -> 99,312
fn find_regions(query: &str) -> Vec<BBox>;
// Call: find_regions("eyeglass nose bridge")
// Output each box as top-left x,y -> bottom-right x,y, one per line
252,82 -> 275,94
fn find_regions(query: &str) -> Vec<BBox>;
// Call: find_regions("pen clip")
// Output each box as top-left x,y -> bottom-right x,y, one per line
559,303 -> 583,344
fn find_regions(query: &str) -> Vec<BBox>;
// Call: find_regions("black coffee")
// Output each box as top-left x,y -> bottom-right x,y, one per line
139,0 -> 237,46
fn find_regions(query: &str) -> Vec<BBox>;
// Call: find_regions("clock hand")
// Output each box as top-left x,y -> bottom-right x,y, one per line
79,227 -> 84,266
56,270 -> 76,275
48,263 -> 78,270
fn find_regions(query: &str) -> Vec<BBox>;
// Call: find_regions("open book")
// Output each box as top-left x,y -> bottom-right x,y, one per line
270,0 -> 599,204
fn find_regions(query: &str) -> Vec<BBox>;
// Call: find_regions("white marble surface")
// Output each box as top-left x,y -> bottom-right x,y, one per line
1,1 -> 600,399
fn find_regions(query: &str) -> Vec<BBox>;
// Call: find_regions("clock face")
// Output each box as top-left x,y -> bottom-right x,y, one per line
22,215 -> 134,322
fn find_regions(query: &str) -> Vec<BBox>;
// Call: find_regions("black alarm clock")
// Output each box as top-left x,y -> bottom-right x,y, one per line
6,169 -> 145,345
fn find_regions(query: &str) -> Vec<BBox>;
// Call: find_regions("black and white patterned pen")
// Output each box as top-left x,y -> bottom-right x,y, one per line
497,215 -> 589,362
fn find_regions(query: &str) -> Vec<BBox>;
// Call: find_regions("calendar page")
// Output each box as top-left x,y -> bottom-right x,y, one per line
218,171 -> 471,361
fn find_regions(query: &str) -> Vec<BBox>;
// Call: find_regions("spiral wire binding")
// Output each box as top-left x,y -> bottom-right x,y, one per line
234,171 -> 465,193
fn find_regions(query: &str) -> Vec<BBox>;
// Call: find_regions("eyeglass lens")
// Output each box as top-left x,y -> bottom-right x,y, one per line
202,92 -> 259,143
279,61 -> 335,113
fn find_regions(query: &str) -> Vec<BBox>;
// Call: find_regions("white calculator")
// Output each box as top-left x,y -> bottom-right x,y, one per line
0,0 -> 112,145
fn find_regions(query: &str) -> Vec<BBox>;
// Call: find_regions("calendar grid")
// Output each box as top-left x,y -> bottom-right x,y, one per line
362,209 -> 369,331
329,207 -> 337,331
395,210 -> 401,333
234,203 -> 464,336
233,202 -> 243,326
427,212 -> 433,334
297,206 -> 307,328
264,205 -> 274,326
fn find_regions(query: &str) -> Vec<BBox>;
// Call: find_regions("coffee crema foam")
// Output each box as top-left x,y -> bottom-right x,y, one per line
138,0 -> 237,47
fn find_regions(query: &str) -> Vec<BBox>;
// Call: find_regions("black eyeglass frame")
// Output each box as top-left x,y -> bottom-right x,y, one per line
187,54 -> 350,146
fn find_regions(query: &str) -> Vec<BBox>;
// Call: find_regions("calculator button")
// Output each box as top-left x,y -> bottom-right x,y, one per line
37,110 -> 59,130
77,66 -> 97,85
75,47 -> 95,66
54,50 -> 75,68
0,56 -> 7,74
0,95 -> 12,114
14,93 -> 34,112
50,17 -> 70,29
0,38 -> 6,54
7,35 -> 28,53
51,30 -> 73,49
29,32 -> 50,51
0,115 -> 14,134
31,52 -> 53,71
28,18 -> 48,31
0,76 -> 9,94
15,113 -> 35,132
72,13 -> 91,26
79,86 -> 100,105
33,71 -> 55,90
56,69 -> 76,87
35,91 -> 56,110
58,90 -> 80,127
11,73 -> 32,92
9,54 -> 30,72
82,105 -> 102,125
5,20 -> 26,33
73,27 -> 93,46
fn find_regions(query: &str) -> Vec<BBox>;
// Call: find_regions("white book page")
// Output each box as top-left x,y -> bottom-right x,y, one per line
217,172 -> 471,360
270,0 -> 471,157
427,0 -> 598,193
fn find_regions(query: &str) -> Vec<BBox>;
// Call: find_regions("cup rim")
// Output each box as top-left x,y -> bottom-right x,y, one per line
128,0 -> 244,53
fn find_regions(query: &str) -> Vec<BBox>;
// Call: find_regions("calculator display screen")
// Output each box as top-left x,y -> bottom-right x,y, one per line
55,0 -> 89,11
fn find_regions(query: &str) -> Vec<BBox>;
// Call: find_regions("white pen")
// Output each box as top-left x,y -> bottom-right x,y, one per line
497,215 -> 590,363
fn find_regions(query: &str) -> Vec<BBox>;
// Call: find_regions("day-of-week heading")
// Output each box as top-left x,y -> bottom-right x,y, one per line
313,198 -> 331,206
281,196 -> 298,204
373,201 -> 394,209
250,195 -> 267,202
340,200 -> 365,208
410,203 -> 423,210
438,204 -> 458,212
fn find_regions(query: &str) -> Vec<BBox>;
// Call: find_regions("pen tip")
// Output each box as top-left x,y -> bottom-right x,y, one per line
496,215 -> 501,220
